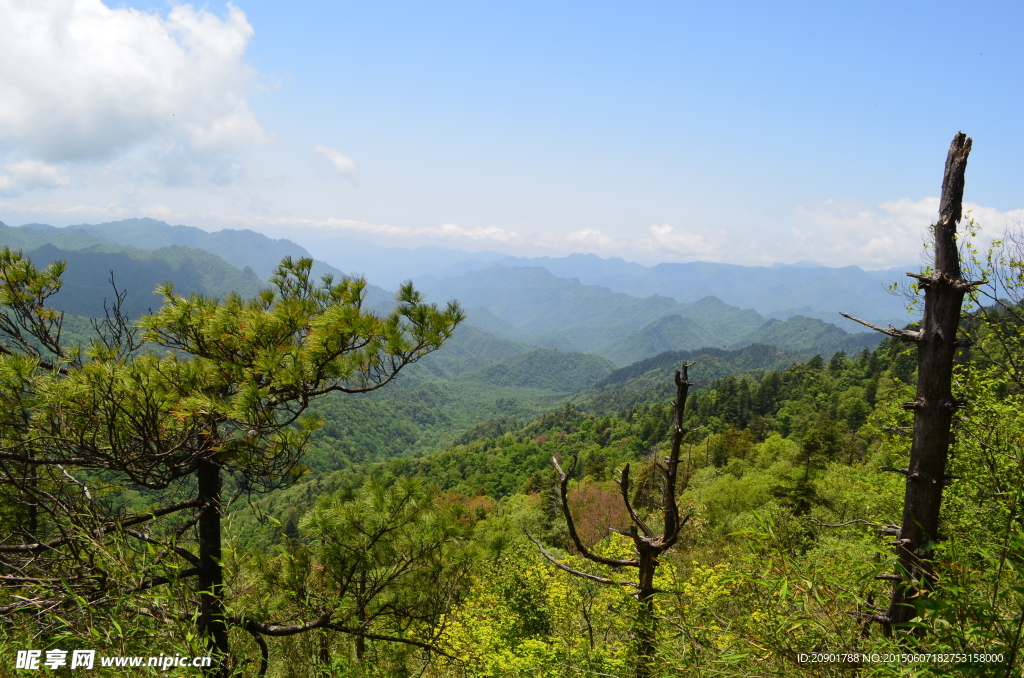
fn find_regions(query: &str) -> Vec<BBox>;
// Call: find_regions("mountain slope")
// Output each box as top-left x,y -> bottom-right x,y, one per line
406,324 -> 533,380
8,220 -> 402,313
0,221 -> 108,251
730,315 -> 881,355
577,344 -> 809,414
596,314 -> 718,367
461,348 -> 616,392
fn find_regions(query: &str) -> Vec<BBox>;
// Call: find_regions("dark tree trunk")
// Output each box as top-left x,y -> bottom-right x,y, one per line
318,631 -> 331,676
634,549 -> 657,678
883,133 -> 973,632
197,457 -> 230,676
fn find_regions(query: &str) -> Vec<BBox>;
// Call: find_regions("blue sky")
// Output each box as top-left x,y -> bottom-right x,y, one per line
0,0 -> 1021,268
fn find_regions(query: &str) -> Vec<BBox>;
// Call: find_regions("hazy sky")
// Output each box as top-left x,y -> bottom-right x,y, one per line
0,0 -> 1021,268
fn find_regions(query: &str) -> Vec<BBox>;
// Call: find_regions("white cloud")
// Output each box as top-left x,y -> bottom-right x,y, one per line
135,212 -> 525,246
0,160 -> 71,196
504,200 -> 1024,267
313,145 -> 357,179
792,197 -> 1023,268
430,223 -> 520,242
637,224 -> 729,260
0,199 -> 131,219
534,228 -> 626,253
0,0 -> 267,162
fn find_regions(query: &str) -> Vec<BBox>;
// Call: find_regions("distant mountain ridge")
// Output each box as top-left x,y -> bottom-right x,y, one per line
231,235 -> 914,335
18,243 -> 264,318
418,265 -> 880,366
418,252 -> 912,332
0,218 -> 888,367
294,239 -> 912,333
23,217 -> 342,284
0,219 -> 395,313
418,265 -> 765,353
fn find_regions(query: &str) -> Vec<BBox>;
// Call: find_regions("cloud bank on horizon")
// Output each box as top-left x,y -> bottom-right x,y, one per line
0,0 -> 1020,270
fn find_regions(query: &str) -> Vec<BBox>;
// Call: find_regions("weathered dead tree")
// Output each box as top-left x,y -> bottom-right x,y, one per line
841,132 -> 977,634
526,363 -> 693,678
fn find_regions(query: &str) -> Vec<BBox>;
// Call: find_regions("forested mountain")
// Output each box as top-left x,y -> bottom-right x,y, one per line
465,348 -> 614,392
730,314 -> 881,354
495,254 -> 910,326
2,217 -> 911,337
0,220 -> 108,250
215,311 -> 1022,677
302,335 -> 619,468
578,343 -> 813,414
19,243 -> 263,316
0,219 -> 887,468
593,314 -> 718,366
418,265 -> 764,354
0,220 -> 890,463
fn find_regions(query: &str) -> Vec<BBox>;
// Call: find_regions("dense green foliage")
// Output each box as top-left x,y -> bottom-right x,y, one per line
214,312 -> 1024,676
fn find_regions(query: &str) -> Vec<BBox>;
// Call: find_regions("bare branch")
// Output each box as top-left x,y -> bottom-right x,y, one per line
616,464 -> 653,538
524,530 -> 626,586
806,517 -> 878,528
241,613 -> 333,637
839,312 -> 921,342
551,455 -> 636,568
135,567 -> 202,592
0,498 -> 201,553
244,623 -> 269,678
123,529 -> 201,568
238,613 -> 457,661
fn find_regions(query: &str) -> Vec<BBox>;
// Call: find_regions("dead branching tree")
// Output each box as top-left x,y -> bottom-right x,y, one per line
526,363 -> 693,678
842,131 -> 978,634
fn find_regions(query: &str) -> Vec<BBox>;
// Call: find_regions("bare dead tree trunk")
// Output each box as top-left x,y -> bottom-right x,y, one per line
527,363 -> 693,678
843,132 -> 976,635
